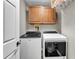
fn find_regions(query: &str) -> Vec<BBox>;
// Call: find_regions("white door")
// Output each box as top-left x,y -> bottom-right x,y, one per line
3,39 -> 20,59
4,0 -> 16,42
3,0 -> 20,59
5,47 -> 20,59
5,49 -> 16,59
7,0 -> 16,6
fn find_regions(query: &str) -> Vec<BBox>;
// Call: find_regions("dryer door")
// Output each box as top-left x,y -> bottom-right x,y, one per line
43,40 -> 67,59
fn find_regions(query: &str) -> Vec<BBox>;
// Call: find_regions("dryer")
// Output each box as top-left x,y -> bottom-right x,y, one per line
43,32 -> 67,59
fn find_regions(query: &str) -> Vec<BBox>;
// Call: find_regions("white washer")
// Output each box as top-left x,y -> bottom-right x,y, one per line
20,38 -> 41,59
43,33 -> 67,59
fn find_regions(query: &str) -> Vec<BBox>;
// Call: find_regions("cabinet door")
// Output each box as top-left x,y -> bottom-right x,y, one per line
29,6 -> 57,24
41,8 -> 57,24
4,0 -> 16,42
29,7 -> 41,23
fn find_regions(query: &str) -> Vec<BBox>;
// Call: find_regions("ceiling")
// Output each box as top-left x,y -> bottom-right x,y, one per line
24,0 -> 74,9
24,0 -> 51,7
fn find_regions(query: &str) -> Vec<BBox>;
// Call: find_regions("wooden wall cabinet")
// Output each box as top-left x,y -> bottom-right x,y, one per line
28,6 -> 57,24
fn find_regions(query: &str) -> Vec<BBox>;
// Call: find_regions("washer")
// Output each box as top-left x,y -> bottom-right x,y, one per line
20,31 -> 41,59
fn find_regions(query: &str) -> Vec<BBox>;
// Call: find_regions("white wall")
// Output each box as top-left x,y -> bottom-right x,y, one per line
27,24 -> 59,32
56,10 -> 62,33
61,1 -> 75,59
20,0 -> 27,35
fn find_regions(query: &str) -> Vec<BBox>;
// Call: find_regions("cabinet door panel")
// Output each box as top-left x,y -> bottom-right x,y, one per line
41,8 -> 53,23
4,0 -> 16,42
29,7 -> 41,23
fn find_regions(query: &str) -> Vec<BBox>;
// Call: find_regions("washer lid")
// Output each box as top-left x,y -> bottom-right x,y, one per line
43,31 -> 57,33
43,33 -> 67,39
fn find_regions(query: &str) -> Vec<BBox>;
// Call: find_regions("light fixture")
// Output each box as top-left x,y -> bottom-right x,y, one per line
51,0 -> 66,8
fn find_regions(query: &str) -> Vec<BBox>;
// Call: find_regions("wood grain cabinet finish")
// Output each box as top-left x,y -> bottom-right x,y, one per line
28,6 -> 57,24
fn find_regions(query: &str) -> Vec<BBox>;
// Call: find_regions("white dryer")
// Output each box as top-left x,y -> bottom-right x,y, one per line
43,31 -> 67,59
